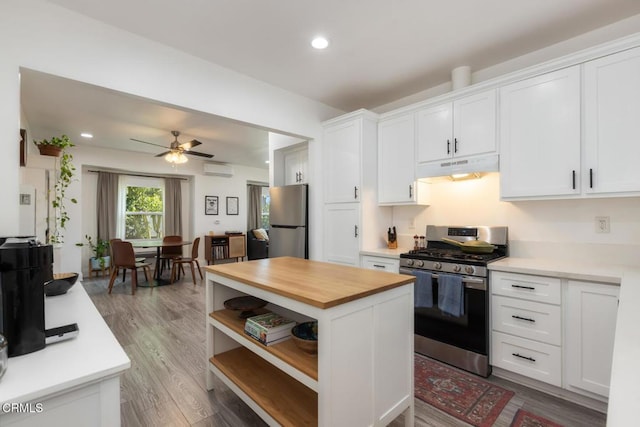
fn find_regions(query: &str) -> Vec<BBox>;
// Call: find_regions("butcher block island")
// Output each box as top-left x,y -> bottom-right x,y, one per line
205,257 -> 415,427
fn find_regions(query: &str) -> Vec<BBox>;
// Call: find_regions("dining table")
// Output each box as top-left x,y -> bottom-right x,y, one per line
129,239 -> 192,287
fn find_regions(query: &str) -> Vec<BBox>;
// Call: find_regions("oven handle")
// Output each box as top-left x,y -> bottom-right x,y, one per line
399,268 -> 487,291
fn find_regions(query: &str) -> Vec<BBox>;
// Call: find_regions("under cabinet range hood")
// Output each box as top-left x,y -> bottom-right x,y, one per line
416,153 -> 499,181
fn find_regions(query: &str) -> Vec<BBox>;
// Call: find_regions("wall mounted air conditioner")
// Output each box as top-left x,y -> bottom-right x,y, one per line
203,163 -> 234,177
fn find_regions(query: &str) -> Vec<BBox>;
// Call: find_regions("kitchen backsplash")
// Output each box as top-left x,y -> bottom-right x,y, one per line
390,173 -> 640,262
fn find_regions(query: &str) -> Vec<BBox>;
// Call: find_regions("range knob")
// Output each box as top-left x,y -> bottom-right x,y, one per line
465,266 -> 475,274
433,262 -> 442,270
416,260 -> 424,268
406,259 -> 414,267
453,265 -> 461,273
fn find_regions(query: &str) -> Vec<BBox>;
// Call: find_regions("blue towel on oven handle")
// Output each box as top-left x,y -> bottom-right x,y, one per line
412,270 -> 433,308
438,273 -> 464,317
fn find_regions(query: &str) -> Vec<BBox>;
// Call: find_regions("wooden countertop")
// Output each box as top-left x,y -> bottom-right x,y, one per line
204,257 -> 414,309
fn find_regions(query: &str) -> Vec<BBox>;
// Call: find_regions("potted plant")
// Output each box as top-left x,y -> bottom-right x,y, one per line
77,235 -> 111,271
33,134 -> 73,157
35,135 -> 77,244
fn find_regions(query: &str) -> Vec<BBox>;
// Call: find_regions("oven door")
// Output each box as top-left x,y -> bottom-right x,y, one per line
401,267 -> 489,356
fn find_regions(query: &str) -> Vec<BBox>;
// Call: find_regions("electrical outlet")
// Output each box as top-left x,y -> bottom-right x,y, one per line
595,216 -> 610,233
408,218 -> 415,229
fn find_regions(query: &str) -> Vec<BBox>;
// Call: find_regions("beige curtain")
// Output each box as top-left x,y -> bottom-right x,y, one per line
165,178 -> 182,236
247,184 -> 263,230
97,172 -> 119,240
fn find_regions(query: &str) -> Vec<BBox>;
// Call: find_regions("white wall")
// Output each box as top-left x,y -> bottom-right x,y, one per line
1,0 -> 342,268
391,173 -> 640,264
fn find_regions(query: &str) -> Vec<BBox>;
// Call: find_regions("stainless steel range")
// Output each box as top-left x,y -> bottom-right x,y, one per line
400,225 -> 508,377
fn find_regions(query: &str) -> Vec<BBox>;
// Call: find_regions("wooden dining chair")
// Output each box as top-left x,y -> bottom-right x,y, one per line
108,240 -> 153,295
110,238 -> 146,282
155,235 -> 184,277
170,237 -> 203,285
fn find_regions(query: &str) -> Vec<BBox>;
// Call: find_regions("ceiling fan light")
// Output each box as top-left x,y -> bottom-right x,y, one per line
165,151 -> 188,164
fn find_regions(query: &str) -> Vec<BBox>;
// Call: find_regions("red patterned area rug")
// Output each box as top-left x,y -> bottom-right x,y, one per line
510,409 -> 563,427
414,353 -> 514,427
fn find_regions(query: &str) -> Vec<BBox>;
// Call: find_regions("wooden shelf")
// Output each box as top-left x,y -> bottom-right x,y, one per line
210,309 -> 318,381
205,234 -> 246,264
210,347 -> 317,427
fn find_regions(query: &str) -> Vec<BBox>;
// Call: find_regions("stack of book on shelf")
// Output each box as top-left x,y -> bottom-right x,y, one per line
244,312 -> 296,346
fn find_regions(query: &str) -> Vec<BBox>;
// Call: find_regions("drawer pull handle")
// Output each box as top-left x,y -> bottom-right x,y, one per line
511,284 -> 535,290
512,353 -> 536,362
373,264 -> 386,269
512,315 -> 535,323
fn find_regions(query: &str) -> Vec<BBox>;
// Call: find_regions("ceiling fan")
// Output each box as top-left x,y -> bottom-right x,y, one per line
130,130 -> 214,163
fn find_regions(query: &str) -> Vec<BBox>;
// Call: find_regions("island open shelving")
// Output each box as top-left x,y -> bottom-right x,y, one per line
205,257 -> 415,427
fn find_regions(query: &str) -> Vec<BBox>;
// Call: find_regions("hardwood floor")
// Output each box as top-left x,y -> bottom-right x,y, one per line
83,272 -> 606,427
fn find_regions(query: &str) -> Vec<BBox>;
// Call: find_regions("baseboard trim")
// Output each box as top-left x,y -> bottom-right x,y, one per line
492,366 -> 608,414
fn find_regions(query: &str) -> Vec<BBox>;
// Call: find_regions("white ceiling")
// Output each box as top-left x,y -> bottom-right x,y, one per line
20,69 -> 272,169
22,1 -> 640,169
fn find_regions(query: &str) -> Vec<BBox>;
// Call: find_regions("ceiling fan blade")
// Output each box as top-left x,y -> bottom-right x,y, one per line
185,150 -> 214,158
179,139 -> 202,150
155,151 -> 171,157
130,138 -> 169,149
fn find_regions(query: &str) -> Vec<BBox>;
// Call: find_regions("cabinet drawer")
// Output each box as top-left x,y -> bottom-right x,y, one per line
361,256 -> 399,273
491,271 -> 561,304
491,295 -> 561,345
491,331 -> 561,386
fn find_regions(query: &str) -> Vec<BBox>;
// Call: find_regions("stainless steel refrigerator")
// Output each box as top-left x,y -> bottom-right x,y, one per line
269,184 -> 308,259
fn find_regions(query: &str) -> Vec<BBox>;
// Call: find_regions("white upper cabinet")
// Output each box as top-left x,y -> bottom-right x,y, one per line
323,112 -> 377,203
584,46 -> 640,195
499,66 -> 581,199
283,144 -> 308,185
378,113 -> 429,205
417,89 -> 496,164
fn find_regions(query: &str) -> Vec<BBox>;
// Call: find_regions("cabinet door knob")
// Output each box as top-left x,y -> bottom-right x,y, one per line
409,184 -> 413,198
454,138 -> 458,153
354,186 -> 358,199
447,139 -> 451,154
354,225 -> 359,237
589,168 -> 593,188
572,170 -> 576,190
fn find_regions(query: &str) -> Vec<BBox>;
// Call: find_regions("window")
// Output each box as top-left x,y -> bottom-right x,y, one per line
261,186 -> 270,229
119,176 -> 164,240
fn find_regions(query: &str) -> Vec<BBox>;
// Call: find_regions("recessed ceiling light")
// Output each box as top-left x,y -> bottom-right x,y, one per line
311,36 -> 329,50
80,133 -> 93,138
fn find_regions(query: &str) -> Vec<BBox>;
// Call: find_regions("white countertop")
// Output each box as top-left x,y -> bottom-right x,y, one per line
360,247 -> 410,259
0,283 -> 130,404
489,257 -> 639,426
488,257 -> 625,284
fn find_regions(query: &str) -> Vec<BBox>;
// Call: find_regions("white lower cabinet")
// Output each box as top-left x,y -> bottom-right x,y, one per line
491,271 -> 619,400
491,271 -> 562,387
324,203 -> 360,267
565,280 -> 619,398
492,331 -> 562,387
361,255 -> 400,273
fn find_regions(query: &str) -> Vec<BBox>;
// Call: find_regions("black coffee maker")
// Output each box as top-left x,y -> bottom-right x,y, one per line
0,237 -> 53,357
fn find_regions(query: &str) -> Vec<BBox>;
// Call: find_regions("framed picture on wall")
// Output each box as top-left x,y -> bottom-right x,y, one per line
205,196 -> 218,215
20,129 -> 26,167
226,196 -> 239,215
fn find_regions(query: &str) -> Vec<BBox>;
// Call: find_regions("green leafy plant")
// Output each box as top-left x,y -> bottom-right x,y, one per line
76,235 -> 110,269
36,135 -> 77,243
33,134 -> 74,149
